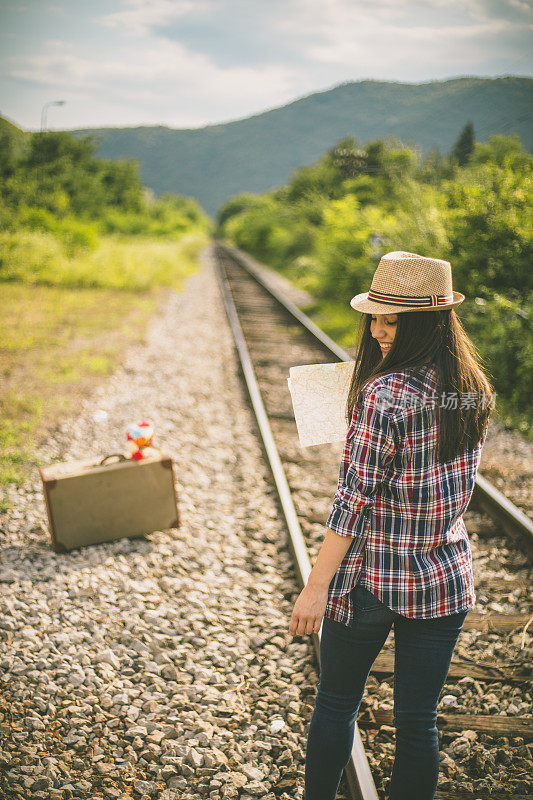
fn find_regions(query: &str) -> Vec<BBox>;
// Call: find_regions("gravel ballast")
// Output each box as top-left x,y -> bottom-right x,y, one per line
0,246 -> 322,800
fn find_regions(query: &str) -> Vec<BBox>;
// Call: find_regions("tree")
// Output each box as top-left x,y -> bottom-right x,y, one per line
452,122 -> 475,167
328,136 -> 366,180
446,142 -> 533,300
471,133 -> 529,170
0,131 -> 21,179
417,147 -> 456,185
2,130 -> 146,217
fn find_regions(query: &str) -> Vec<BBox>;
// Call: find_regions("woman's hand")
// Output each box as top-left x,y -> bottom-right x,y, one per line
289,528 -> 353,636
289,583 -> 328,636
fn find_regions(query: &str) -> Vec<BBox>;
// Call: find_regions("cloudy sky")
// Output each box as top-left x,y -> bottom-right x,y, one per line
1,0 -> 531,131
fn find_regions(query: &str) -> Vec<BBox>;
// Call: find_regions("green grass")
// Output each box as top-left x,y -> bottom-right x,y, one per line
0,228 -> 207,290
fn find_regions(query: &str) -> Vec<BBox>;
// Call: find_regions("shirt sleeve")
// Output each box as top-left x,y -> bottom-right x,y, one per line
326,390 -> 398,538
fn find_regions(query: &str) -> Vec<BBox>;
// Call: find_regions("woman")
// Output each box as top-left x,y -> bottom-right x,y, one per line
289,251 -> 494,800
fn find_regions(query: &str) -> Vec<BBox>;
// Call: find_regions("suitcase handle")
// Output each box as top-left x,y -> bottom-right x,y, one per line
99,453 -> 128,466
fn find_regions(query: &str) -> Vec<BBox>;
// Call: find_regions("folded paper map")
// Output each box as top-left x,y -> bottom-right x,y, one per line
287,361 -> 354,447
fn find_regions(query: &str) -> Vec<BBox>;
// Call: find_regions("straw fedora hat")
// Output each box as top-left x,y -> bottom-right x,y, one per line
350,251 -> 465,315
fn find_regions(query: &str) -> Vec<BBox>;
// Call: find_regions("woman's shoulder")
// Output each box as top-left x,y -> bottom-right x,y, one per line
361,364 -> 439,414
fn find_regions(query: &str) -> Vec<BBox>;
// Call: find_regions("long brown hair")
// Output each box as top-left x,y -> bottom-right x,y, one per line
346,309 -> 494,463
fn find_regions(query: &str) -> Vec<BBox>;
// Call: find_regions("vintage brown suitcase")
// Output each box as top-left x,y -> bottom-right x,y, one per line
39,452 -> 180,553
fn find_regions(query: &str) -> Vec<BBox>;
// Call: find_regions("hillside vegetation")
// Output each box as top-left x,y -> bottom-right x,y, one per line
0,126 -> 210,288
216,128 -> 533,436
0,126 -> 211,498
68,77 -> 533,216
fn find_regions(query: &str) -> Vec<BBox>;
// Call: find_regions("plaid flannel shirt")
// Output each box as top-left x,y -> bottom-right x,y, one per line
325,364 -> 485,626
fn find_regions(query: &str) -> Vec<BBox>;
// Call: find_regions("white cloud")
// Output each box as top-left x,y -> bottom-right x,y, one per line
6,36 -> 293,84
278,0 -> 519,70
4,37 -> 299,126
96,0 -> 209,36
303,23 -> 513,68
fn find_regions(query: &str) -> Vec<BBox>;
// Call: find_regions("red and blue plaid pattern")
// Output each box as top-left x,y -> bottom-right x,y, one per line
325,364 -> 484,626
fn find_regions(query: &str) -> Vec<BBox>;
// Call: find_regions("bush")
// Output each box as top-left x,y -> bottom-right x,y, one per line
217,133 -> 533,434
57,219 -> 99,256
461,295 -> 532,432
0,230 -> 64,284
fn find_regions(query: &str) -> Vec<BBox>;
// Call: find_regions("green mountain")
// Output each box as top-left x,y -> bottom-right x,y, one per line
5,77 -> 532,217
69,77 -> 533,217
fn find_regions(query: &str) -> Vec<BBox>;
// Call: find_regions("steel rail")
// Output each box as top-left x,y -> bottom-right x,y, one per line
214,238 -> 533,559
216,240 -> 349,361
472,474 -> 533,559
214,247 -> 379,800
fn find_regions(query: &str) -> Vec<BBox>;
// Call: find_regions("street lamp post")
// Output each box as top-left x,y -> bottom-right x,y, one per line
41,100 -> 66,131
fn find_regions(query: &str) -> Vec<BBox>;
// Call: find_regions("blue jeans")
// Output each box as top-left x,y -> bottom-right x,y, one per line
304,584 -> 468,800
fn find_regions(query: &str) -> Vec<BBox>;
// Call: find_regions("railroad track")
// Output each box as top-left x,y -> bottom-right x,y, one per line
213,240 -> 533,800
